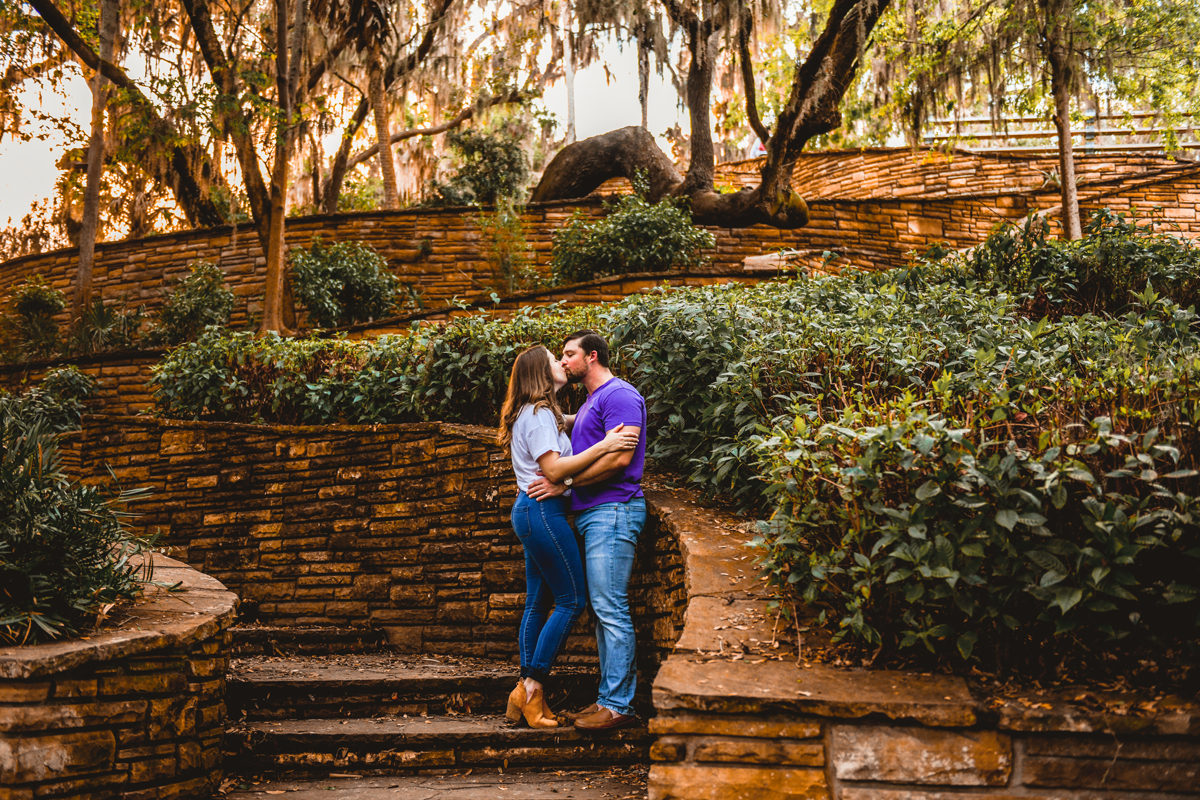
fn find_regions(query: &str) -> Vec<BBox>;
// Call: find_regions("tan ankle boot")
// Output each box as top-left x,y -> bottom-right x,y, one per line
522,687 -> 559,728
505,682 -> 526,723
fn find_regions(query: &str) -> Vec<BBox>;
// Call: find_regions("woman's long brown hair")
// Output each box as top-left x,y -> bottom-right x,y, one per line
497,345 -> 565,453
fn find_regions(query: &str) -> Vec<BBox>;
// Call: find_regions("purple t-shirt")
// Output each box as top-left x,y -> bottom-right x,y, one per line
570,377 -> 646,511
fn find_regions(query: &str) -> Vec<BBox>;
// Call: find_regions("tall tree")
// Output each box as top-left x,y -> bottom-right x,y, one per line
533,0 -> 891,229
74,0 -> 119,320
21,0 -> 227,228
866,0 -> 1200,238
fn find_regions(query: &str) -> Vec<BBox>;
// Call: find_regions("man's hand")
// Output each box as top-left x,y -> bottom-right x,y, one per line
526,473 -> 567,501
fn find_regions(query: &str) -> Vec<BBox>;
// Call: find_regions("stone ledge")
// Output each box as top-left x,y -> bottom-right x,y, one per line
0,554 -> 238,680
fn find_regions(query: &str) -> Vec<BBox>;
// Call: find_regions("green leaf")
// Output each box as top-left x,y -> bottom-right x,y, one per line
995,509 -> 1019,531
915,480 -> 942,501
957,631 -> 977,660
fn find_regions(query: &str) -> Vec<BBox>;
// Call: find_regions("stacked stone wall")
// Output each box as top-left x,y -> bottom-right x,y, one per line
0,555 -> 237,800
4,150 -> 1200,332
718,148 -> 1188,199
66,416 -> 686,666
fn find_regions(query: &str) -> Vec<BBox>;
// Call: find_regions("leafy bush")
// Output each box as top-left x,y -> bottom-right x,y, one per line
151,214 -> 1200,678
1,276 -> 66,361
7,366 -> 99,433
145,261 -> 235,347
0,387 -> 150,644
289,238 -> 399,329
424,125 -> 530,207
550,179 -> 714,284
151,306 -> 599,425
915,209 -> 1200,316
68,297 -> 144,355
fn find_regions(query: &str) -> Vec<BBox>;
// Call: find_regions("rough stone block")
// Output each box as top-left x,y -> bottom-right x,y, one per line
649,764 -> 829,800
650,713 -> 821,740
693,737 -> 824,767
831,725 -> 1011,786
0,729 -> 116,783
650,738 -> 687,762
1023,755 -> 1200,793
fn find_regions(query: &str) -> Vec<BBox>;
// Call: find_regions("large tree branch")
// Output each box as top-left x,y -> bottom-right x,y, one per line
179,0 -> 272,247
27,0 -> 225,227
345,91 -> 525,171
738,6 -> 770,144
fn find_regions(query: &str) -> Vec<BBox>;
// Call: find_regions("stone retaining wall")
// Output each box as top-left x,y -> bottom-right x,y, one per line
0,554 -> 238,800
4,150 -> 1200,329
65,416 -> 686,666
646,484 -> 1200,799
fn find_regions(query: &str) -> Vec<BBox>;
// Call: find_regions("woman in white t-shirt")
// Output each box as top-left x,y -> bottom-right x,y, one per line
497,345 -> 637,728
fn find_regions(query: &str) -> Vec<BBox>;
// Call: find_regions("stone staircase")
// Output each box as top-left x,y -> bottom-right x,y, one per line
221,627 -> 652,793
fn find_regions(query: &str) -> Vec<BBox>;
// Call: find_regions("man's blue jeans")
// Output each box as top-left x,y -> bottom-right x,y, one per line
575,497 -> 646,717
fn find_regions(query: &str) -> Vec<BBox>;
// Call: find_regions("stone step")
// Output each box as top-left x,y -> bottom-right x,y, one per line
228,654 -> 604,720
222,768 -> 649,799
224,715 -> 651,776
232,625 -> 390,657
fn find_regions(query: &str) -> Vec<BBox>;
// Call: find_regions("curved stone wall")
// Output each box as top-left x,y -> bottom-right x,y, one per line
64,415 -> 686,666
0,554 -> 238,800
3,149 -> 1198,333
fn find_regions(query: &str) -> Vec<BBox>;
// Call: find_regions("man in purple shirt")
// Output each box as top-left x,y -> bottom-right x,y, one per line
527,330 -> 645,731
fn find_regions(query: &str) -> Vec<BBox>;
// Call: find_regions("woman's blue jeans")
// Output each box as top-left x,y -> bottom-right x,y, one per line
510,492 -> 586,684
575,497 -> 646,717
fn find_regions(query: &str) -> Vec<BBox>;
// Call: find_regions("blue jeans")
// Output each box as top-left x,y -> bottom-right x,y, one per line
510,492 -> 586,684
575,497 -> 646,717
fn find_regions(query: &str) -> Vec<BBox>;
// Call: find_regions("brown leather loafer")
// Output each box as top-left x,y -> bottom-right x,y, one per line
574,706 -> 637,732
559,702 -> 599,722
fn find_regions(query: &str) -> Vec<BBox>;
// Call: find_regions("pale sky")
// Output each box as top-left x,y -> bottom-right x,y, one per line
0,39 -> 687,228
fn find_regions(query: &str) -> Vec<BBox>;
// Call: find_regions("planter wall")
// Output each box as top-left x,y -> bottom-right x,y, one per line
0,554 -> 238,800
65,416 -> 687,666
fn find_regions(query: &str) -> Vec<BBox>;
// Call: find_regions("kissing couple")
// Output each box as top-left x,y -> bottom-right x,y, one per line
496,330 -> 648,732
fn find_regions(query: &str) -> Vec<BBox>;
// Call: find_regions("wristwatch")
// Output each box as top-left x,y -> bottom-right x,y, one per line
563,477 -> 574,487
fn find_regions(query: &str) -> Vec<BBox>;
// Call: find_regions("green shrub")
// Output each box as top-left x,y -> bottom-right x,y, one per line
914,209 -> 1200,316
1,276 -> 66,360
289,238 -> 399,329
151,306 -> 599,425
145,261 -> 235,346
550,179 -> 714,284
8,366 -> 99,433
68,297 -> 144,355
0,392 -> 151,644
425,125 -> 530,207
150,215 -> 1200,677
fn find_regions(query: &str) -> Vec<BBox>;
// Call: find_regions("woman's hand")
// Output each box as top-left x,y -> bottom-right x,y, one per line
600,423 -> 639,453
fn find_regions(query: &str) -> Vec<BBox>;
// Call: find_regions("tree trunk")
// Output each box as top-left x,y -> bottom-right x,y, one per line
322,98 -> 371,213
637,20 -> 650,130
561,1 -> 576,145
74,0 -> 117,321
677,16 -> 720,196
1043,0 -> 1081,239
529,126 -> 682,203
259,0 -> 302,335
369,57 -> 399,209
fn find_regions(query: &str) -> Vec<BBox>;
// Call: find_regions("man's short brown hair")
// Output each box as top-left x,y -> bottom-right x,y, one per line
563,330 -> 610,368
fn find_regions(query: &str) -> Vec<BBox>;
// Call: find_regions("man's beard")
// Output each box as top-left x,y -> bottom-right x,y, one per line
565,364 -> 587,384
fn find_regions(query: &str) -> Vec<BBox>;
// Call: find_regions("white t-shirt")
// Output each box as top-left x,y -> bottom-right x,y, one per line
510,404 -> 573,494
